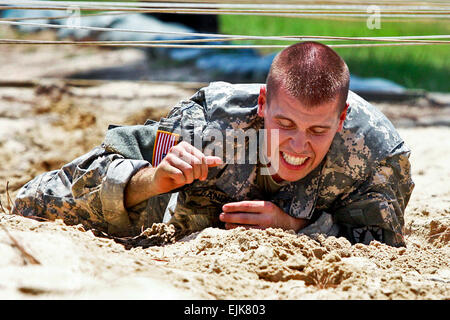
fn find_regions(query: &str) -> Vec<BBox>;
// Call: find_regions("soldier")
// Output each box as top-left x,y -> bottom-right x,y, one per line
13,42 -> 414,247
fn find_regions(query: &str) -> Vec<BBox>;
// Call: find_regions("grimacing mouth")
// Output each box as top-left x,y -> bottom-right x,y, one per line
281,151 -> 309,166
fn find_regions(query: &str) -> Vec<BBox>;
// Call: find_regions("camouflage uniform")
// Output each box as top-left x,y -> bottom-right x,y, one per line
14,82 -> 414,246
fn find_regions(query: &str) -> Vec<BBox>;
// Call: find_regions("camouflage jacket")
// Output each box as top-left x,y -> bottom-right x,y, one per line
14,82 -> 414,246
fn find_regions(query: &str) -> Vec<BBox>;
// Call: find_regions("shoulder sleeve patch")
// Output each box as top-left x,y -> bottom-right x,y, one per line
152,130 -> 179,167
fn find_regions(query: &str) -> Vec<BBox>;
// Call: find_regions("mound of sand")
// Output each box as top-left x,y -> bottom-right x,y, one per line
1,214 -> 448,299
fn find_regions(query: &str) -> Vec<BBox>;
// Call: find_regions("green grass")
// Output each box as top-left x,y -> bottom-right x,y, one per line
219,15 -> 450,92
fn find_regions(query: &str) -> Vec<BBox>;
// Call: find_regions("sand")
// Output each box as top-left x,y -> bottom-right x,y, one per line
0,39 -> 448,300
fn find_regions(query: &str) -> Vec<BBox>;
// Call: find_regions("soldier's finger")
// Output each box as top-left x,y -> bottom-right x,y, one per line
205,156 -> 223,167
185,145 -> 208,181
182,146 -> 215,180
222,201 -> 267,213
200,156 -> 208,181
164,165 -> 186,185
184,142 -> 206,160
179,150 -> 203,180
166,154 -> 194,184
219,212 -> 264,225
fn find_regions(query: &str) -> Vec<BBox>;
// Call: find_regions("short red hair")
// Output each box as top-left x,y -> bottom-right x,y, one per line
266,41 -> 350,112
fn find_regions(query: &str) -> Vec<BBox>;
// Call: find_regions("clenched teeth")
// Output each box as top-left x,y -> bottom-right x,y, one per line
282,152 -> 308,166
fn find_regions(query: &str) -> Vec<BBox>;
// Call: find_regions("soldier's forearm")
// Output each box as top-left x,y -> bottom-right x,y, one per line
124,166 -> 159,208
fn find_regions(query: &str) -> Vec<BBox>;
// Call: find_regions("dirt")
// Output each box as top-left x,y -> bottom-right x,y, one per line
0,33 -> 449,300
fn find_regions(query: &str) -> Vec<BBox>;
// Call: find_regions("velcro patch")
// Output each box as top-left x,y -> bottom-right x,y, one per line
152,130 -> 179,167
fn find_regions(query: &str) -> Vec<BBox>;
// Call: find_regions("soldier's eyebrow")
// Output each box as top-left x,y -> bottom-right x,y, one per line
273,115 -> 294,122
273,115 -> 332,129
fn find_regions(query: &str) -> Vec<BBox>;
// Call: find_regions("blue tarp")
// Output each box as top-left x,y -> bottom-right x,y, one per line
350,75 -> 405,93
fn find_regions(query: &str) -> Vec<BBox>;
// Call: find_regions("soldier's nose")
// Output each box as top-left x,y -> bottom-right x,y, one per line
290,133 -> 310,153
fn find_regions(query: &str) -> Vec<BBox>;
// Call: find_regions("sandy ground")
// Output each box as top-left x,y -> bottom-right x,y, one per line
0,37 -> 449,300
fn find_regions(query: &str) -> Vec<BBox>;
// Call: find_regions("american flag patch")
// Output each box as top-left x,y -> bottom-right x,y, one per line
152,130 -> 179,167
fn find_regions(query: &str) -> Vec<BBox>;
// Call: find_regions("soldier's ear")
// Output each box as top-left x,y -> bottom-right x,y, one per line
257,85 -> 267,117
337,102 -> 349,132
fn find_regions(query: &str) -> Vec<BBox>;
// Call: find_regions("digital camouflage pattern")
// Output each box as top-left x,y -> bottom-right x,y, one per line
13,82 -> 414,246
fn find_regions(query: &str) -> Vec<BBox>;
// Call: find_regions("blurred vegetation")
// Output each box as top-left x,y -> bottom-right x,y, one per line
219,15 -> 450,92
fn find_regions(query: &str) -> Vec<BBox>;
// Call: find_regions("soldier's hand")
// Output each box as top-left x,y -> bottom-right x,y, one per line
219,200 -> 308,232
152,141 -> 223,195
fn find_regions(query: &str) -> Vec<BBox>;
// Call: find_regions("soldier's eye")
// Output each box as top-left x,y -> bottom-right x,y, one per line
276,119 -> 294,129
310,127 -> 328,135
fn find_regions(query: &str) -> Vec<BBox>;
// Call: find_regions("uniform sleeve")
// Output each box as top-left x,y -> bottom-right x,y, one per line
332,150 -> 414,247
13,92 -> 217,237
13,145 -> 151,237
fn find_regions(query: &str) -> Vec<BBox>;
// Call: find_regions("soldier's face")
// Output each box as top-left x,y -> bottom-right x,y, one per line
258,85 -> 347,182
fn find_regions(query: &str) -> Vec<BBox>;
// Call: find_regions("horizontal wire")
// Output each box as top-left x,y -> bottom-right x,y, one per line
1,0 -> 450,18
1,20 -> 449,44
2,5 -> 449,13
1,6 -> 449,18
329,42 -> 450,48
0,20 -> 326,42
2,38 -> 450,45
0,37 -> 248,44
1,38 -> 449,49
1,1 -> 448,50
0,11 -> 137,22
1,12 -> 446,24
3,1 -> 450,11
0,39 -> 284,48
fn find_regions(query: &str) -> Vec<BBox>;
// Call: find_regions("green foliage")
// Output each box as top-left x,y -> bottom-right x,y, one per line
219,15 -> 450,92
